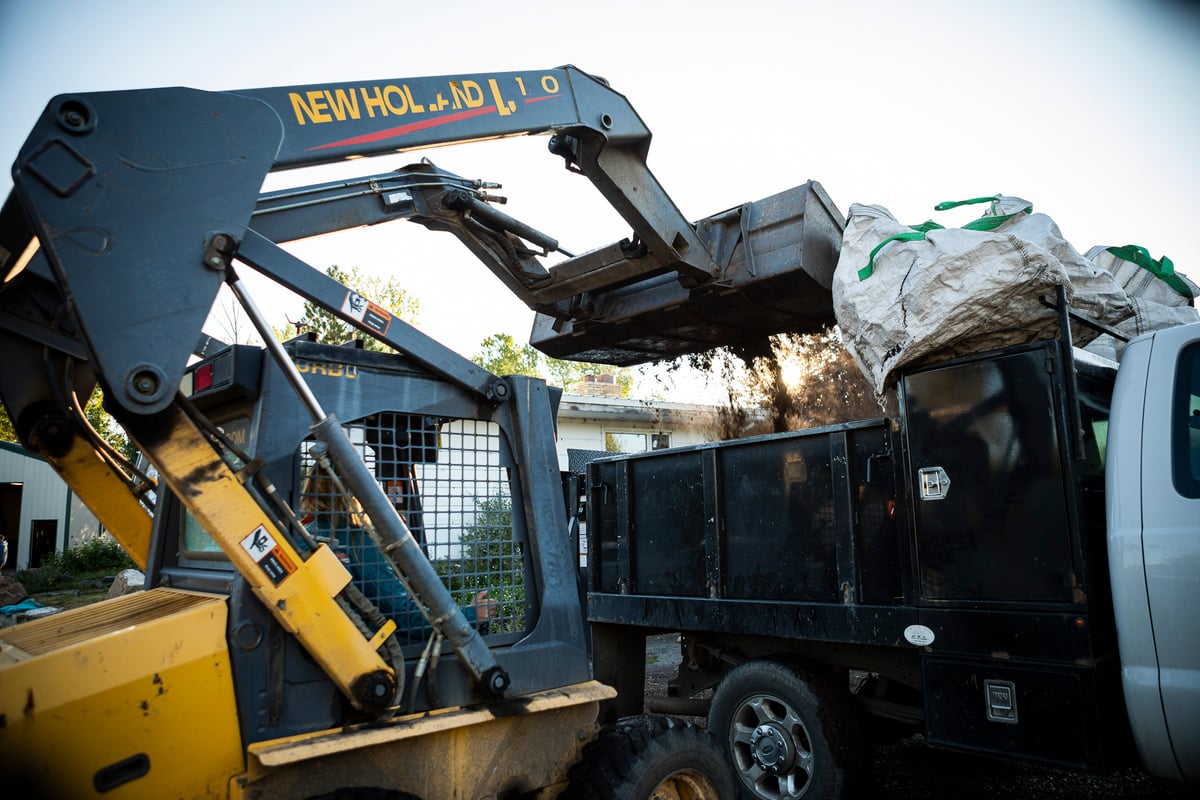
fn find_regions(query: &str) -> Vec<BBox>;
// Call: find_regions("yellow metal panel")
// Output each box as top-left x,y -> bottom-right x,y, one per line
237,682 -> 615,799
46,435 -> 153,569
135,406 -> 394,709
0,588 -> 245,798
248,680 -> 616,767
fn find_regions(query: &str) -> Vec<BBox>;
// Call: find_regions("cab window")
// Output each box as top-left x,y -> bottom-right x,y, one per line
1174,342 -> 1200,498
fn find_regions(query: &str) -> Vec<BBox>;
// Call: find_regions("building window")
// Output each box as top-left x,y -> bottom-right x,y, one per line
604,431 -> 670,453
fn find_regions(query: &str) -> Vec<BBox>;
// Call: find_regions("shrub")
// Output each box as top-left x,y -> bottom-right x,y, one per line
14,563 -> 73,593
16,538 -> 135,593
50,537 -> 133,574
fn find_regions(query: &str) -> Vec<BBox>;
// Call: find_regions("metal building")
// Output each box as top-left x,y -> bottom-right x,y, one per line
0,441 -> 103,570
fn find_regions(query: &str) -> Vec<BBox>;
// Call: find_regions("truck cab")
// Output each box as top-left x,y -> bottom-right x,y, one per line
1107,323 -> 1200,785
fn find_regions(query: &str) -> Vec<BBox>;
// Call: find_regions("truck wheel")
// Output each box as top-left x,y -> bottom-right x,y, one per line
709,660 -> 863,800
563,714 -> 735,799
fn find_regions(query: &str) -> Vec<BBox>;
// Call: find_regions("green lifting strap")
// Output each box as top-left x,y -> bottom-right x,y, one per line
859,231 -> 927,280
857,195 -> 1033,280
1106,244 -> 1193,299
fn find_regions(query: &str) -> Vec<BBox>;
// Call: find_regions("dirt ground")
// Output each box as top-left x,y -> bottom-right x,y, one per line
640,634 -> 1188,800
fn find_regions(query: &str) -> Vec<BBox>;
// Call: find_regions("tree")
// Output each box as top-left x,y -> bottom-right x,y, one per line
288,265 -> 420,350
0,387 -> 135,461
207,284 -> 263,346
679,326 -> 894,439
544,357 -> 634,398
0,403 -> 15,443
474,334 -> 542,378
434,494 -> 525,633
472,332 -> 634,397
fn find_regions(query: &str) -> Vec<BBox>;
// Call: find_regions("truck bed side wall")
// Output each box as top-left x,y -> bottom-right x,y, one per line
587,340 -> 1130,771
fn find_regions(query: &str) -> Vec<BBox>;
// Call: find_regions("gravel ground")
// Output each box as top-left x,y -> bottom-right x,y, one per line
642,635 -> 1189,799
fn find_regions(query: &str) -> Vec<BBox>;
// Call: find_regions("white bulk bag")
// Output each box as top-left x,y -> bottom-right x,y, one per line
1083,245 -> 1198,360
832,195 -> 1131,395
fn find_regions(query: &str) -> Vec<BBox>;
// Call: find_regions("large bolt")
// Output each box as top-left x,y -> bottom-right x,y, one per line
125,364 -> 169,406
489,380 -> 510,402
482,665 -> 510,697
204,233 -> 237,270
354,670 -> 397,711
56,98 -> 96,134
131,370 -> 159,397
31,414 -> 75,458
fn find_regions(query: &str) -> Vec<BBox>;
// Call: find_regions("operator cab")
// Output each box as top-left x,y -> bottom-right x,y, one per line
145,337 -> 542,740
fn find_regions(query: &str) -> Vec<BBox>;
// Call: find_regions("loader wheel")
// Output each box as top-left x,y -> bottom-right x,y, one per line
709,660 -> 864,800
562,714 -> 734,800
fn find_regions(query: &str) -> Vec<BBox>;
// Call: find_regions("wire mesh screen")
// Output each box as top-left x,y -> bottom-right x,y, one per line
298,413 -> 527,642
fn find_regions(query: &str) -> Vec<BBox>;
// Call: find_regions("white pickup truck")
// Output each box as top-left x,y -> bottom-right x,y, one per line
1108,321 -> 1200,785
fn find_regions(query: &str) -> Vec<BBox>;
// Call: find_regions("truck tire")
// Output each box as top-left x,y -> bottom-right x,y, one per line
709,660 -> 864,800
562,714 -> 735,800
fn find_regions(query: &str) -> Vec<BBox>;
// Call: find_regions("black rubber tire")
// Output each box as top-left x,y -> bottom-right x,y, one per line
562,714 -> 736,800
709,660 -> 865,800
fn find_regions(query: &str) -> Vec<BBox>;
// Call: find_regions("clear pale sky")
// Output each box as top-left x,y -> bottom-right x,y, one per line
3,0 -> 1198,396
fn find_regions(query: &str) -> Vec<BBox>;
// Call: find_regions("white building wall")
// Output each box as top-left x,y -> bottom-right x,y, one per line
69,493 -> 106,549
0,443 -> 103,569
554,395 -> 721,469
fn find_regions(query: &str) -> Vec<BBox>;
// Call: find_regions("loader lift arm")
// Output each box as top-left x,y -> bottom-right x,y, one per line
0,66 -> 839,717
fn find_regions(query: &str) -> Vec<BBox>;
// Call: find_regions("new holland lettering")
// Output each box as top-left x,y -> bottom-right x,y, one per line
286,75 -> 556,126
289,83 -> 428,125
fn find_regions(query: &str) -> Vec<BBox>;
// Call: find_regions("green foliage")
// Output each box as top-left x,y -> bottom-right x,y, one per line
0,402 -> 14,443
14,563 -> 74,593
472,331 -> 633,397
292,265 -> 419,350
83,388 -> 138,462
545,357 -> 634,397
434,494 -> 526,633
14,537 -> 134,593
474,333 -> 542,377
50,537 -> 134,574
0,388 -> 134,461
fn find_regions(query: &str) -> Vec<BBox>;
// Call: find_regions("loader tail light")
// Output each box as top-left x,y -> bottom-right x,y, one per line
194,363 -> 214,392
184,345 -> 263,409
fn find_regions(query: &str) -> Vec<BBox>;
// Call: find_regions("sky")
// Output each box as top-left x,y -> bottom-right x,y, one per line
3,0 -> 1198,399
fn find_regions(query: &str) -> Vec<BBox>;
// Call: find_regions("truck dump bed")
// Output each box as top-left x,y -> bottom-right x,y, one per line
586,340 -> 1131,770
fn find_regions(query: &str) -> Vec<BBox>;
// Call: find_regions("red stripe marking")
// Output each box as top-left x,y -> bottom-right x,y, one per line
308,93 -> 561,151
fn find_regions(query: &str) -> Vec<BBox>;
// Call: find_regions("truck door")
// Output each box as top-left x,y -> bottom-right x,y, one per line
1109,322 -> 1200,785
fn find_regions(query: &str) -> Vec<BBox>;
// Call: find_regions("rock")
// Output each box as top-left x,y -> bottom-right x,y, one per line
0,574 -> 28,606
17,605 -> 61,622
107,568 -> 145,598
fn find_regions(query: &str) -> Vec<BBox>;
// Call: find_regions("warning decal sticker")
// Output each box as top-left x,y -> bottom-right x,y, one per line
240,525 -> 297,586
341,290 -> 392,336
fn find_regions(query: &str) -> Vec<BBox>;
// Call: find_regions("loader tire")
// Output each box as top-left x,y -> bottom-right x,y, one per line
562,714 -> 734,800
709,660 -> 866,800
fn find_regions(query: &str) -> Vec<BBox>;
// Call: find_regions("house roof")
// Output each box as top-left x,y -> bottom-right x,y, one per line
0,440 -> 44,462
557,394 -> 721,428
